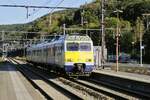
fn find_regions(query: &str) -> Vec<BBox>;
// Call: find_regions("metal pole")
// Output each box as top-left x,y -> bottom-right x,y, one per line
26,7 -> 29,19
2,30 -> 4,42
86,22 -> 88,35
139,20 -> 143,67
146,15 -> 149,30
140,35 -> 143,67
81,10 -> 84,26
101,0 -> 105,68
50,14 -> 52,26
63,24 -> 66,35
2,31 -> 5,58
114,9 -> 123,72
116,12 -> 119,71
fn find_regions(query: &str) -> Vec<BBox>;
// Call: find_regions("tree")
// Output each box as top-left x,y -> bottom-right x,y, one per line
143,29 -> 150,63
133,17 -> 144,43
123,1 -> 150,22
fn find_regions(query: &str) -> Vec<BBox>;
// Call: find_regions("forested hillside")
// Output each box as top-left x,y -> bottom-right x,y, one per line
0,24 -> 29,31
0,0 -> 150,63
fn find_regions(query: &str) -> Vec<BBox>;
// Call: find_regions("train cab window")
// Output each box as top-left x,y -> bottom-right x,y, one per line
79,43 -> 91,51
67,43 -> 79,51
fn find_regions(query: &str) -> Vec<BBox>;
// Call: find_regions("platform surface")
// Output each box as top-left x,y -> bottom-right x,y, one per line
0,62 -> 44,100
93,69 -> 150,84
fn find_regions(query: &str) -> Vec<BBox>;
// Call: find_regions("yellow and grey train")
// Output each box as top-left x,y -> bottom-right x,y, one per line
26,35 -> 94,76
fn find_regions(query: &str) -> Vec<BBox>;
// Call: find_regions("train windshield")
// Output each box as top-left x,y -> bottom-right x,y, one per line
80,43 -> 91,51
67,42 -> 91,51
67,43 -> 79,51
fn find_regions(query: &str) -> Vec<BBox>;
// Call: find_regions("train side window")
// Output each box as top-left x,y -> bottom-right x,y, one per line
33,50 -> 35,56
44,49 -> 46,56
51,47 -> 52,56
59,47 -> 61,53
59,46 -> 61,54
51,47 -> 53,56
48,47 -> 50,56
46,48 -> 48,56
53,47 -> 56,56
61,45 -> 63,52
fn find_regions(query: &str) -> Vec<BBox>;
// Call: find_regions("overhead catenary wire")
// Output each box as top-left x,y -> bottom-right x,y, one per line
0,5 -> 78,9
48,0 -> 65,26
29,0 -> 52,17
50,0 -> 65,13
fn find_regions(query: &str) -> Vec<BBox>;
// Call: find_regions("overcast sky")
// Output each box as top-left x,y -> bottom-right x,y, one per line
0,0 -> 93,25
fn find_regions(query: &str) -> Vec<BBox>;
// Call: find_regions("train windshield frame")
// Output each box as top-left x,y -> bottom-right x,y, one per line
66,42 -> 91,51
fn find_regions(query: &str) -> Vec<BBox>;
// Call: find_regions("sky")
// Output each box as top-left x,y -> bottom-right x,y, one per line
0,0 -> 93,25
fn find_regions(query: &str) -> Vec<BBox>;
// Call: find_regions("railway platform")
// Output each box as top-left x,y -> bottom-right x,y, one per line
0,61 -> 44,100
93,69 -> 150,83
92,69 -> 150,98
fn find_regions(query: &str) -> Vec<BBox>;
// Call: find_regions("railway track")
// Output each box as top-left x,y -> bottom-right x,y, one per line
84,78 -> 150,99
64,78 -> 138,100
11,58 -> 136,100
10,58 -> 150,100
90,72 -> 150,99
9,58 -> 115,100
8,58 -> 83,100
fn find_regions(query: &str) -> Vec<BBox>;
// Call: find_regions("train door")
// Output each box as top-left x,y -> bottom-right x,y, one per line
54,43 -> 63,67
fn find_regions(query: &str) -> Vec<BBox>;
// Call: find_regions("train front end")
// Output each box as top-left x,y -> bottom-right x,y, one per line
64,35 -> 94,76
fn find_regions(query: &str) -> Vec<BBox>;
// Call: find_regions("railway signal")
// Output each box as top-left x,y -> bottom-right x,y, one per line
113,9 -> 123,72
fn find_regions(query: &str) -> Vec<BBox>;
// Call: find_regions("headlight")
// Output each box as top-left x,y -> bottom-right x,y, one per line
86,59 -> 92,62
66,58 -> 73,62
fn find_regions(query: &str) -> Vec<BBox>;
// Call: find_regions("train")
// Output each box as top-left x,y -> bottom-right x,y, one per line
26,35 -> 94,76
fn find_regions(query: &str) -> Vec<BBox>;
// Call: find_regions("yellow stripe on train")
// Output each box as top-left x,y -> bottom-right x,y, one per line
65,51 -> 94,63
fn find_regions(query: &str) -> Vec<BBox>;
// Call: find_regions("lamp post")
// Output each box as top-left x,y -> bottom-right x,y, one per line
114,9 -> 123,72
140,26 -> 143,67
140,13 -> 150,66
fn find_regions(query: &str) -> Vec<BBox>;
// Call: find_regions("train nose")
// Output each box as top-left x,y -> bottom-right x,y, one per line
73,63 -> 85,72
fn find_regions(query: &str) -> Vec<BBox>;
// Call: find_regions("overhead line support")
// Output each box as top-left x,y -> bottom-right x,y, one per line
0,5 -> 78,9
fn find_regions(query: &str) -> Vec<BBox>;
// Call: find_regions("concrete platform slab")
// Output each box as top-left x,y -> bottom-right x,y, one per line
93,69 -> 150,84
0,62 -> 44,100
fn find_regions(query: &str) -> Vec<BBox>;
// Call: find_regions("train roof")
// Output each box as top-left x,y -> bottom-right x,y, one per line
27,34 -> 92,50
65,35 -> 92,41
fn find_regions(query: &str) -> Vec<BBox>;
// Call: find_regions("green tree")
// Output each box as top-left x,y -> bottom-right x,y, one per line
123,1 -> 150,22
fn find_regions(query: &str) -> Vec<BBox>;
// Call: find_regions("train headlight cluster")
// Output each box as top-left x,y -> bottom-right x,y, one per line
86,59 -> 92,62
66,58 -> 73,62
